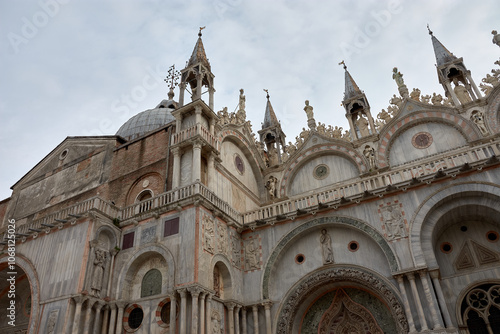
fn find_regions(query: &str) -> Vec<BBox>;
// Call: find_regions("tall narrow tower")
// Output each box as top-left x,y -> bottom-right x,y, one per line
178,27 -> 215,110
341,62 -> 376,141
429,26 -> 481,107
258,90 -> 286,166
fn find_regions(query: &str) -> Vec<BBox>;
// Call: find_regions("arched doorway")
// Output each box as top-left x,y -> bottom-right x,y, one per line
275,266 -> 408,334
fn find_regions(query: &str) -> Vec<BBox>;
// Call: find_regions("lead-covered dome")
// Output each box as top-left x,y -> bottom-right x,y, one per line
116,100 -> 177,141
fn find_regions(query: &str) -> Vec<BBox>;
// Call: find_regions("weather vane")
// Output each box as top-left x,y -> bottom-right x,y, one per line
427,24 -> 433,35
199,26 -> 206,36
263,88 -> 269,99
164,64 -> 180,90
338,60 -> 347,70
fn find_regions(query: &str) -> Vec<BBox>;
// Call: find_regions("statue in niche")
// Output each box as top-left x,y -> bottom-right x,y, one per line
266,176 -> 278,200
363,145 -> 376,170
356,115 -> 370,137
204,216 -> 215,253
246,239 -> 260,270
213,267 -> 221,298
493,30 -> 500,47
431,92 -> 443,106
91,248 -> 107,297
471,110 -> 490,136
320,229 -> 334,264
239,88 -> 246,111
268,145 -> 279,166
212,311 -> 222,333
382,205 -> 406,240
453,78 -> 472,104
304,100 -> 314,120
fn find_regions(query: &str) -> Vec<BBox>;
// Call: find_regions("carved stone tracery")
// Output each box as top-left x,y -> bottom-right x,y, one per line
275,267 -> 408,334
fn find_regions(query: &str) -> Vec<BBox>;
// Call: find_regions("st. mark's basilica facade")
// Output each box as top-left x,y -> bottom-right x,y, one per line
1,27 -> 500,334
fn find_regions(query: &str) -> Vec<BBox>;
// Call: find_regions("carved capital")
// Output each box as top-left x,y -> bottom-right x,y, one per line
406,272 -> 415,281
177,288 -> 188,298
262,300 -> 273,310
429,269 -> 441,280
115,300 -> 128,309
188,286 -> 202,298
225,301 -> 236,310
171,146 -> 181,156
72,295 -> 86,305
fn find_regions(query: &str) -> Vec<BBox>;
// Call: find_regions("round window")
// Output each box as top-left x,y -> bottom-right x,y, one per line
128,308 -> 143,329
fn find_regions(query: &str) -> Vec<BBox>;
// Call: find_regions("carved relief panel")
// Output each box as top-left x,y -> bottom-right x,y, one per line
243,235 -> 262,271
203,214 -> 215,254
378,200 -> 408,241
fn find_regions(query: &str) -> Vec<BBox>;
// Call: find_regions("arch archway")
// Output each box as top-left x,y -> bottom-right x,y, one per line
275,265 -> 408,333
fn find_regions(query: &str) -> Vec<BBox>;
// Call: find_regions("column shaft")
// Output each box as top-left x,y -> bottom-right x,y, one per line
235,306 -> 241,334
191,290 -> 200,334
172,148 -> 181,189
101,307 -> 109,334
83,302 -> 93,334
192,142 -> 202,182
252,305 -> 259,334
180,290 -> 187,334
419,271 -> 443,329
115,305 -> 125,334
241,307 -> 247,334
199,293 -> 206,334
72,300 -> 83,334
407,273 -> 428,331
263,303 -> 272,334
108,305 -> 117,334
430,270 -> 453,328
93,305 -> 103,334
227,304 -> 235,334
170,295 -> 177,334
396,276 -> 416,332
206,295 -> 212,334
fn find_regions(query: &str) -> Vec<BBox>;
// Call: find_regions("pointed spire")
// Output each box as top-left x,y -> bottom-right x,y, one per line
428,24 -> 457,67
262,89 -> 279,129
340,60 -> 362,100
187,26 -> 211,70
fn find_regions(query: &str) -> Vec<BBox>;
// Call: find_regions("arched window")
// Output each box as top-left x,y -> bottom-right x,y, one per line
461,283 -> 500,334
141,269 -> 162,298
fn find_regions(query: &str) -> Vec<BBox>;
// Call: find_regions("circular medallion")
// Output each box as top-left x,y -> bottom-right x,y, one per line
142,180 -> 150,188
412,132 -> 433,149
314,164 -> 329,180
234,154 -> 245,174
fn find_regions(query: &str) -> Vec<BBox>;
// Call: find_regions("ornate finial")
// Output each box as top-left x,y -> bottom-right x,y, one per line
164,64 -> 180,99
264,89 -> 269,99
427,24 -> 433,36
199,26 -> 206,37
339,60 -> 347,70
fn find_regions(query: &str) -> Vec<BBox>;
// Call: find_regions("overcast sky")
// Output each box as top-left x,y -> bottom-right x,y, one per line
1,0 -> 499,201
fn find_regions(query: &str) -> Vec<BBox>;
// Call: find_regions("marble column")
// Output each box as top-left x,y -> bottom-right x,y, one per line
190,288 -> 201,333
209,86 -> 215,111
170,293 -> 177,334
101,305 -> 109,334
179,289 -> 188,334
207,154 -> 215,190
241,307 -> 247,334
430,270 -> 453,328
192,141 -> 202,183
226,302 -> 235,334
252,305 -> 259,334
444,79 -> 460,106
263,301 -> 272,334
82,300 -> 94,334
93,301 -> 104,334
419,270 -> 443,329
115,301 -> 126,334
235,305 -> 241,334
206,294 -> 213,334
179,83 -> 186,107
108,303 -> 117,334
395,275 -> 416,333
106,248 -> 118,297
172,147 -> 181,189
407,272 -> 428,331
72,296 -> 85,334
199,292 -> 206,334
63,298 -> 75,333
465,72 -> 482,99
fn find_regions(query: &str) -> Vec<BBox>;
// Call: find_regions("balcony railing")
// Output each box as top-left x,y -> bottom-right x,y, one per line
2,141 -> 499,242
171,124 -> 220,150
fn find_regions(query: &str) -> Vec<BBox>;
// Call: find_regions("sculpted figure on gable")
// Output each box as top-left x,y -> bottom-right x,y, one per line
431,92 -> 443,105
410,88 -> 421,101
363,145 -> 377,170
266,175 -> 278,200
320,229 -> 334,264
356,115 -> 370,137
471,110 -> 490,136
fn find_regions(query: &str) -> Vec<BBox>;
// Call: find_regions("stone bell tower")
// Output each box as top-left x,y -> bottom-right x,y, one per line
340,61 -> 376,141
258,90 -> 286,167
428,26 -> 482,107
170,28 -> 220,190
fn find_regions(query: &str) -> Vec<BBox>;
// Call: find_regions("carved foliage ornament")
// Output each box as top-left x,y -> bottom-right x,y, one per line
275,267 -> 408,334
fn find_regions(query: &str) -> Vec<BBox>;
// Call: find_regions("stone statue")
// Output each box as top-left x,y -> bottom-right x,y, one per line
480,83 -> 494,96
91,248 -> 107,297
356,115 -> 370,137
471,110 -> 489,136
320,229 -> 334,264
286,142 -> 297,156
235,109 -> 246,124
390,94 -> 403,108
420,94 -> 431,104
377,109 -> 392,124
304,100 -> 314,120
454,83 -> 472,104
268,145 -> 278,166
317,122 -> 326,135
232,237 -> 241,267
392,67 -> 405,87
332,126 -> 343,139
410,88 -> 421,101
221,107 -> 229,124
300,127 -> 309,140
483,74 -> 499,87
266,175 -> 278,200
246,240 -> 260,270
363,145 -> 376,170
218,222 -> 227,255
239,88 -> 246,111
213,267 -> 221,297
212,311 -> 222,334
493,30 -> 500,47
431,92 -> 443,106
